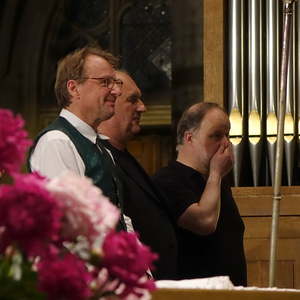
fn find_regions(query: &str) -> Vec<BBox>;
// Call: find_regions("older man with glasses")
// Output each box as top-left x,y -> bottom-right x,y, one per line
29,45 -> 127,230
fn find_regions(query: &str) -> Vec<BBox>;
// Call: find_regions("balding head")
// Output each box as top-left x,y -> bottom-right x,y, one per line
177,102 -> 224,146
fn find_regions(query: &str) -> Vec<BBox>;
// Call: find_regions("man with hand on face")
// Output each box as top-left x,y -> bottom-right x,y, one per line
153,102 -> 247,286
98,70 -> 178,280
29,46 -> 127,229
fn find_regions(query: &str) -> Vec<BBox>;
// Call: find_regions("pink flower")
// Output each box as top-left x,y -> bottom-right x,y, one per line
93,267 -> 121,295
37,253 -> 92,300
0,173 -> 61,256
0,109 -> 32,175
93,267 -> 152,300
46,171 -> 120,244
102,231 -> 157,298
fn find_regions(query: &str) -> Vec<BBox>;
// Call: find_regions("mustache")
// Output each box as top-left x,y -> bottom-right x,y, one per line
105,95 -> 116,102
133,113 -> 142,121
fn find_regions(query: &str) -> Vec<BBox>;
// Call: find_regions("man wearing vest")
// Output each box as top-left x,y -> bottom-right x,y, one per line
29,46 -> 127,230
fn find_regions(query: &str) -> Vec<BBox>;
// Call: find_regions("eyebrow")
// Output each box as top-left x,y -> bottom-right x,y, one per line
128,93 -> 142,99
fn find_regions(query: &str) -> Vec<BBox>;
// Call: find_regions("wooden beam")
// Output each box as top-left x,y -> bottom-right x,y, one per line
203,0 -> 224,107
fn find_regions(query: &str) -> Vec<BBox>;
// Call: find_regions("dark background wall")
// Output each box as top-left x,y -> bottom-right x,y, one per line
0,0 -> 203,134
0,0 -> 204,173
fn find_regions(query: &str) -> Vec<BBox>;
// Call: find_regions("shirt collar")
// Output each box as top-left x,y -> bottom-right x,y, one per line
98,133 -> 110,140
60,109 -> 98,144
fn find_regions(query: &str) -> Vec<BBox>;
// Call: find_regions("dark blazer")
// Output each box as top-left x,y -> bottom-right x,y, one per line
102,140 -> 178,280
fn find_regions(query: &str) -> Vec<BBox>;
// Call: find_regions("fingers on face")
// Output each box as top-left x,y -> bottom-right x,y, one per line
217,143 -> 225,153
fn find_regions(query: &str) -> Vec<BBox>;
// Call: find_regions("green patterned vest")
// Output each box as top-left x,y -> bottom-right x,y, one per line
28,117 -> 126,230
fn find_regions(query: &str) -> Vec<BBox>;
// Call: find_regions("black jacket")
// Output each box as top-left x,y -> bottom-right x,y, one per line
102,140 -> 178,280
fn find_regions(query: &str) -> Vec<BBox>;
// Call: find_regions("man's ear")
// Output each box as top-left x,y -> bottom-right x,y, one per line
67,80 -> 79,98
184,131 -> 193,144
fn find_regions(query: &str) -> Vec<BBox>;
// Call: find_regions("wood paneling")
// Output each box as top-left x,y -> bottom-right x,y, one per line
127,134 -> 172,175
233,186 -> 300,216
233,187 -> 300,288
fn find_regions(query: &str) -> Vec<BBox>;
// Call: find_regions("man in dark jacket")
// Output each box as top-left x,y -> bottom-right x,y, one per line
98,70 -> 178,279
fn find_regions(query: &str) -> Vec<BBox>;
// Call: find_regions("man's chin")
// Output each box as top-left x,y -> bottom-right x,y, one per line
126,125 -> 141,139
132,120 -> 141,129
132,126 -> 141,135
101,110 -> 115,121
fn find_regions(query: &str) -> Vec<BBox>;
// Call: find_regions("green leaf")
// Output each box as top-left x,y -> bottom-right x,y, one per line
0,256 -> 46,300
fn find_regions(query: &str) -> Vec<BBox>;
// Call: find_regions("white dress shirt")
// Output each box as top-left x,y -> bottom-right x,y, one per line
30,109 -> 94,178
30,109 -> 134,232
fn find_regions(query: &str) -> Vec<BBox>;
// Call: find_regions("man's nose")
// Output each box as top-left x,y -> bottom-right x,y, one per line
111,84 -> 122,97
137,99 -> 147,112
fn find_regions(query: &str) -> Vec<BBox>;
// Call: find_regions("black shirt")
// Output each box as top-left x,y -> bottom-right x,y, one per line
101,140 -> 178,280
153,160 -> 247,286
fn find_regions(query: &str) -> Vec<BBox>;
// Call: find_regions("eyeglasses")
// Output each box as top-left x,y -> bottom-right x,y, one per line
81,77 -> 123,89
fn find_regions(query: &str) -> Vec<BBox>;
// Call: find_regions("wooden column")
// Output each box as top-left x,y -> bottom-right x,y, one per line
203,0 -> 224,107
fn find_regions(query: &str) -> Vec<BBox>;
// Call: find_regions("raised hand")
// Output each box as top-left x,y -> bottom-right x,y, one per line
209,141 -> 234,178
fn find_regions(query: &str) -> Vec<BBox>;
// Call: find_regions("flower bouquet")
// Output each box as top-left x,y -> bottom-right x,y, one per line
0,109 -> 157,300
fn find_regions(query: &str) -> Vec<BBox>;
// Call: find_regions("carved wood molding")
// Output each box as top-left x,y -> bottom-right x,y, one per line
140,104 -> 171,126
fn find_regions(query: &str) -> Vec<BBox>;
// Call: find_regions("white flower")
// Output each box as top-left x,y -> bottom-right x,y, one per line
46,171 -> 120,244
